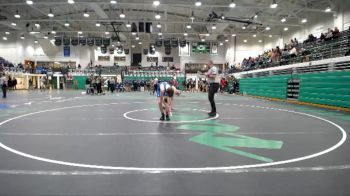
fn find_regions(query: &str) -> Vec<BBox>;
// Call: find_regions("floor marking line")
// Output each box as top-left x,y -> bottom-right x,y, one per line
0,103 -> 346,171
0,132 -> 197,136
0,165 -> 350,175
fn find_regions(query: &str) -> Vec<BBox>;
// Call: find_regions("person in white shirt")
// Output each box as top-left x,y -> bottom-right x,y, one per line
206,60 -> 220,116
0,73 -> 8,98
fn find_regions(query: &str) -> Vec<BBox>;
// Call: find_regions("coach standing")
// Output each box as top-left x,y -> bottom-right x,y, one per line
206,60 -> 220,116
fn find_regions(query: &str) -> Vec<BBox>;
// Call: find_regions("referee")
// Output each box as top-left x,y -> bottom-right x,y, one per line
206,60 -> 220,116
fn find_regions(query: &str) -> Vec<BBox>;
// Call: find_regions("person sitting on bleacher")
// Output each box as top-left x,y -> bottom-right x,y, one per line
333,27 -> 341,39
325,28 -> 334,41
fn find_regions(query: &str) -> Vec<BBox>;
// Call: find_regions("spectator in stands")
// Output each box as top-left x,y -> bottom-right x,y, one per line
319,33 -> 326,42
333,27 -> 341,38
325,28 -> 334,41
290,46 -> 297,58
345,49 -> 350,56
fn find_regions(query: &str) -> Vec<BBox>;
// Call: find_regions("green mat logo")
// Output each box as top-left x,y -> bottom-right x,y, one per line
177,122 -> 283,163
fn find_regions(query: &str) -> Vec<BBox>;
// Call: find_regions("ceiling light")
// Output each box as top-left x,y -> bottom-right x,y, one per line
34,40 -> 38,43
184,33 -> 188,36
96,23 -> 101,27
243,39 -> 247,43
221,15 -> 225,20
120,10 -> 125,18
44,36 -> 48,39
78,31 -> 83,34
219,43 -> 224,46
68,0 -> 74,4
253,34 -> 256,37
11,23 -> 16,26
35,23 -> 40,28
5,32 -> 10,35
229,0 -> 236,8
325,7 -> 331,13
232,34 -> 236,37
132,32 -> 137,35
212,24 -> 216,30
112,44 -> 115,47
105,32 -> 110,35
195,1 -> 202,7
258,40 -> 262,43
84,10 -> 90,17
153,1 -> 160,6
135,36 -> 140,40
186,25 -> 192,29
225,39 -> 229,42
265,26 -> 271,31
110,0 -> 117,4
254,14 -> 258,19
64,22 -> 70,27
138,42 -> 142,45
190,11 -> 195,21
14,11 -> 20,18
48,9 -> 54,18
155,13 -> 161,20
284,27 -> 288,31
126,22 -> 131,28
204,33 -> 210,37
301,18 -> 307,23
201,38 -> 205,42
242,26 -> 246,30
158,32 -> 162,36
20,35 -> 25,40
270,0 -> 278,8
269,34 -> 272,37
281,18 -> 286,23
51,30 -> 56,34
2,37 -> 7,40
26,0 -> 33,5
131,45 -> 135,48
156,23 -> 161,28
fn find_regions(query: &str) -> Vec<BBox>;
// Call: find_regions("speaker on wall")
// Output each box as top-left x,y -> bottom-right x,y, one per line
145,22 -> 152,33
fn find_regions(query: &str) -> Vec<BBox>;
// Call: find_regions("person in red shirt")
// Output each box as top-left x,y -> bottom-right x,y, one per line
220,77 -> 226,93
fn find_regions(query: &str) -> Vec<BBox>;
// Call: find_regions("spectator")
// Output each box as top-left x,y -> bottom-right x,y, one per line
333,27 -> 340,38
325,28 -> 333,41
290,46 -> 297,58
1,73 -> 7,98
319,33 -> 326,42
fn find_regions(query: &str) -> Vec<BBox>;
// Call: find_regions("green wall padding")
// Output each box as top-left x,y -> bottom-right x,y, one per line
73,76 -> 88,90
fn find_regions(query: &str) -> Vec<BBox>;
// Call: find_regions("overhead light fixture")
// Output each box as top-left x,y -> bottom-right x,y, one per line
14,11 -> 20,18
105,31 -> 110,35
120,10 -> 126,18
156,23 -> 161,28
11,23 -> 16,26
2,37 -> 7,40
138,42 -> 142,45
281,18 -> 286,23
190,11 -> 195,21
184,32 -> 188,36
225,39 -> 229,42
20,35 -> 25,40
242,26 -> 246,30
68,0 -> 74,4
229,0 -> 236,8
254,14 -> 258,19
153,1 -> 160,6
212,24 -> 216,30
51,30 -> 56,34
195,1 -> 202,7
84,10 -> 90,17
158,32 -> 162,36
135,36 -> 140,40
301,18 -> 307,23
44,36 -> 48,39
253,34 -> 257,37
270,0 -> 278,8
5,32 -> 10,35
126,22 -> 131,28
132,32 -> 137,35
48,9 -> 54,17
258,40 -> 262,43
26,0 -> 33,5
205,33 -> 210,37
219,43 -> 224,46
155,13 -> 161,20
325,7 -> 331,12
64,22 -> 70,27
96,23 -> 101,27
284,27 -> 288,31
221,15 -> 225,20
35,23 -> 40,28
186,25 -> 192,29
201,38 -> 205,42
243,39 -> 247,43
110,0 -> 117,4
269,34 -> 272,37
131,45 -> 135,48
34,40 -> 38,44
78,31 -> 83,34
232,34 -> 236,37
265,26 -> 271,31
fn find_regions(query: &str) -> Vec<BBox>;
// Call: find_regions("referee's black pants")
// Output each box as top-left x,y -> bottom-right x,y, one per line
208,83 -> 219,113
2,84 -> 7,98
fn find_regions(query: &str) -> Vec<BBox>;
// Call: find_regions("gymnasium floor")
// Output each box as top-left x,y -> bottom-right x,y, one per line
0,90 -> 349,196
